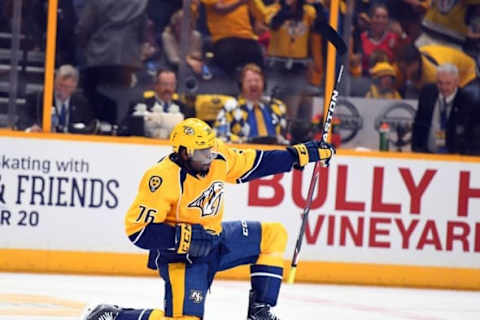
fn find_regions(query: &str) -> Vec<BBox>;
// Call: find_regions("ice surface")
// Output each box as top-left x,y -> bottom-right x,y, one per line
0,272 -> 479,320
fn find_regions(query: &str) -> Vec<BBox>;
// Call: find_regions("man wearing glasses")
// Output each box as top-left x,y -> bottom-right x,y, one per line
17,64 -> 98,134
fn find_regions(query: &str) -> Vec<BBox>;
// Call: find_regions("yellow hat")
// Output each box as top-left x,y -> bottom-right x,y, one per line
370,62 -> 396,78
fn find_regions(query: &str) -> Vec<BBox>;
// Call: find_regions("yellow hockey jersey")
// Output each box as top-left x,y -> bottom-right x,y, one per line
397,45 -> 478,89
201,0 -> 274,43
125,139 -> 296,249
419,45 -> 478,88
423,0 -> 480,43
267,4 -> 317,59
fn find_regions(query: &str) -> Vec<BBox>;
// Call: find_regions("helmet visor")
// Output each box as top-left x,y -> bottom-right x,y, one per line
191,148 -> 216,165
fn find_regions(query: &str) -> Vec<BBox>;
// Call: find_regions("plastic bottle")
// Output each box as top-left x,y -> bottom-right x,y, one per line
379,122 -> 390,151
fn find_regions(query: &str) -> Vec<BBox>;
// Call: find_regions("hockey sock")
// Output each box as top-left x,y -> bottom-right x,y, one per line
250,264 -> 283,306
116,308 -> 165,320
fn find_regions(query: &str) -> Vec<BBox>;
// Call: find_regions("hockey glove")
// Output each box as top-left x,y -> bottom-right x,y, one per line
289,141 -> 336,169
175,223 -> 220,257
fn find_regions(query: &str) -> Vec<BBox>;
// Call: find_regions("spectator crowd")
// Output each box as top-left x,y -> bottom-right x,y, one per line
1,0 -> 479,155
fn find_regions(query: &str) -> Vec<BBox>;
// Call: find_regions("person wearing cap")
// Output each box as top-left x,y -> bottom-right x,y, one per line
81,118 -> 335,320
365,62 -> 402,99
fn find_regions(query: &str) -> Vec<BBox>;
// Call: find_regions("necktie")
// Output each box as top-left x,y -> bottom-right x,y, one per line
440,98 -> 448,130
59,103 -> 67,127
254,104 -> 268,136
436,97 -> 449,153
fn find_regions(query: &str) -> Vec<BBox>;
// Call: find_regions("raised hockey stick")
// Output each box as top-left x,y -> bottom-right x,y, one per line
314,21 -> 347,56
287,64 -> 344,284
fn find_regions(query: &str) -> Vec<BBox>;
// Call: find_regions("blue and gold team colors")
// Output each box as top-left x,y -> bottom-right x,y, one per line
125,139 -> 260,238
117,118 -> 333,319
124,126 -> 297,318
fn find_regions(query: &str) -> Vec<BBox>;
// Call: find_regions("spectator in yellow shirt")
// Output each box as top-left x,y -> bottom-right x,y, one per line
201,0 -> 272,76
396,44 -> 479,100
416,0 -> 480,49
265,0 -> 323,121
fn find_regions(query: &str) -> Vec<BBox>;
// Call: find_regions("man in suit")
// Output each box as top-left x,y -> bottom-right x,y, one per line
412,63 -> 474,154
120,69 -> 195,137
17,65 -> 97,133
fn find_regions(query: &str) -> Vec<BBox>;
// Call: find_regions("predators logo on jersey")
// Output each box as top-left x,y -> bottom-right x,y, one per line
148,176 -> 162,192
188,181 -> 224,217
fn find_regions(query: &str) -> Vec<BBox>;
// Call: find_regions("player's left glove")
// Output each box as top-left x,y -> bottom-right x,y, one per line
288,140 -> 336,169
175,223 -> 220,257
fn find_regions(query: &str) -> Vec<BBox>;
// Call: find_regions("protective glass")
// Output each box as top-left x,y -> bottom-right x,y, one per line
191,148 -> 216,164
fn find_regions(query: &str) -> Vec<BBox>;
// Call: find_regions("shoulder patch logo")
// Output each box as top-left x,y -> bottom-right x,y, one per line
187,181 -> 224,217
148,176 -> 162,192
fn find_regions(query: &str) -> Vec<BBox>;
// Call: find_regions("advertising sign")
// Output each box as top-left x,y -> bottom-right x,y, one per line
1,133 -> 479,287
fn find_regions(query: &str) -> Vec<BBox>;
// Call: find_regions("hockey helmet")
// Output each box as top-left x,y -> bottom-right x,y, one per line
170,118 -> 216,156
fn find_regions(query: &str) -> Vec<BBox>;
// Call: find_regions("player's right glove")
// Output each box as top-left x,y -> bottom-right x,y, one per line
175,223 -> 220,257
288,140 -> 336,169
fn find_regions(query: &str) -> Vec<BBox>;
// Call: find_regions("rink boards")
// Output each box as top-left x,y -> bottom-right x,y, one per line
0,131 -> 479,290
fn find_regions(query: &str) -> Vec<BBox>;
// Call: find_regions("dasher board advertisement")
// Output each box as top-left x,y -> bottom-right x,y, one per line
0,132 -> 479,289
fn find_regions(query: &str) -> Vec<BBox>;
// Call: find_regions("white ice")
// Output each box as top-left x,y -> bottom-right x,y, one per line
1,272 -> 479,320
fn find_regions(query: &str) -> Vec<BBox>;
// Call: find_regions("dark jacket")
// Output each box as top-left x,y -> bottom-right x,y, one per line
119,93 -> 195,136
16,90 -> 97,133
412,83 -> 472,154
76,0 -> 148,68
